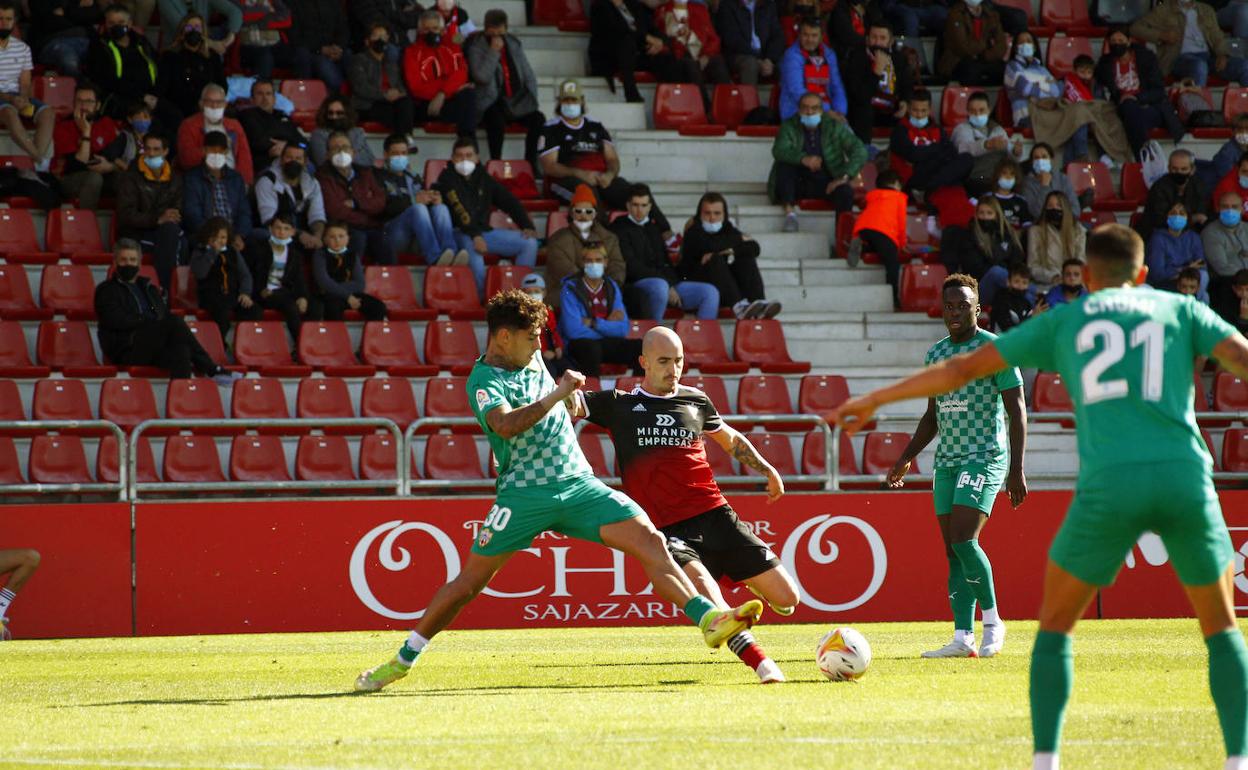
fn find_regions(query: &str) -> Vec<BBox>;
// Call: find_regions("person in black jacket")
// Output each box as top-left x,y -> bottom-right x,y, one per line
190,217 -> 260,340
613,183 -> 720,320
1094,26 -> 1185,159
83,4 -> 182,129
989,262 -> 1035,332
285,0 -> 351,93
888,89 -> 973,194
115,132 -> 183,292
679,192 -> 780,319
436,136 -> 539,294
31,0 -> 103,78
843,21 -> 912,144
349,0 -> 422,57
589,0 -> 672,103
313,221 -> 388,321
244,212 -> 317,344
714,0 -> 784,86
154,12 -> 227,121
238,79 -> 306,181
95,238 -> 234,381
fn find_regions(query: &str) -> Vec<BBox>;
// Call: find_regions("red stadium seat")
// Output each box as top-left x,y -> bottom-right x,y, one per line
0,436 -> 21,484
279,79 -> 328,127
231,377 -> 290,428
1215,371 -> 1248,418
425,320 -> 480,375
862,431 -> 916,475
900,264 -> 948,314
1223,429 -> 1248,472
737,375 -> 805,431
1033,371 -> 1075,427
940,86 -> 977,128
170,266 -> 198,313
711,84 -> 760,129
653,84 -> 722,134
184,319 -> 233,369
424,266 -> 482,318
1040,0 -> 1106,35
680,375 -> 733,422
361,377 -> 419,428
34,74 -> 75,116
628,319 -> 658,339
37,320 -> 115,376
424,434 -> 484,479
0,320 -> 49,377
1065,162 -> 1132,211
365,266 -> 431,321
1120,162 -> 1147,206
295,435 -> 356,481
533,0 -> 588,26
744,432 -> 799,483
674,319 -> 748,374
1225,87 -> 1248,126
615,376 -> 642,392
734,319 -> 811,374
798,374 -> 849,414
578,432 -> 610,477
297,321 -> 375,376
46,209 -> 111,264
39,264 -> 97,319
0,379 -> 23,423
359,432 -> 415,481
545,210 -> 569,238
0,264 -> 49,319
28,434 -> 91,483
32,378 -> 91,422
99,378 -> 158,433
486,159 -> 542,201
485,265 -> 533,300
97,434 -> 159,484
296,377 -> 355,427
165,378 -> 228,434
233,321 -> 312,376
1045,36 -> 1094,79
801,429 -> 861,477
360,320 -> 437,376
423,159 -> 449,187
229,434 -> 290,481
902,212 -> 940,258
0,209 -> 56,264
423,376 -> 477,434
704,437 -> 737,478
163,435 -> 226,482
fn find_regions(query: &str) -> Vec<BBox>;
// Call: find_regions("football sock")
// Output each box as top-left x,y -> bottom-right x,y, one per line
983,606 -> 1001,626
947,556 -> 977,633
727,631 -> 766,671
396,631 -> 430,666
1030,631 -> 1073,754
952,539 -> 997,611
0,587 -> 14,616
683,595 -> 716,627
1032,752 -> 1059,770
1207,629 -> 1248,757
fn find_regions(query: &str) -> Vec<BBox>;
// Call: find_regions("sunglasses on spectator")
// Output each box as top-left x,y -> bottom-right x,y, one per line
572,208 -> 595,215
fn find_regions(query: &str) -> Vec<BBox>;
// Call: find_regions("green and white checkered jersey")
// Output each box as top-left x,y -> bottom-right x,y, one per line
925,329 -> 1024,468
467,352 -> 594,491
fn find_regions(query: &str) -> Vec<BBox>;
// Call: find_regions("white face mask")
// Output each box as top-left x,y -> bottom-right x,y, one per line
629,214 -> 649,226
203,106 -> 225,123
561,102 -> 582,120
332,151 -> 353,169
205,153 -> 227,170
454,159 -> 476,176
574,219 -> 593,234
1237,132 -> 1248,147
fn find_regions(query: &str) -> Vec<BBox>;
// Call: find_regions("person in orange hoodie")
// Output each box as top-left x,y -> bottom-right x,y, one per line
1213,153 -> 1248,218
848,168 -> 907,309
402,10 -> 478,137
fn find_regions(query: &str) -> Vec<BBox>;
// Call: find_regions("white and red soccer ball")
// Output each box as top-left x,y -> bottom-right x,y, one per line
816,626 -> 872,681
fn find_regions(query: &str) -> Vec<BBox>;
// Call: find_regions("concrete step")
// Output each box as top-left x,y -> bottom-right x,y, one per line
752,232 -> 830,261
461,0 -> 528,25
788,338 -> 935,368
527,48 -> 587,78
767,284 -> 894,314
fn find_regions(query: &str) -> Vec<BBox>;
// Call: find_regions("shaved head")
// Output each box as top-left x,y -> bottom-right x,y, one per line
641,326 -> 684,395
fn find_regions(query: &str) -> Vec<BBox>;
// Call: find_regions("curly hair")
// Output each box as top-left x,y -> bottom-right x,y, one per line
943,272 -> 979,299
486,289 -> 549,337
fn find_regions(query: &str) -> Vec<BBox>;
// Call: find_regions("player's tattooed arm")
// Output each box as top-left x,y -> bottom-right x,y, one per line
710,425 -> 783,500
729,433 -> 771,474
486,371 -> 587,438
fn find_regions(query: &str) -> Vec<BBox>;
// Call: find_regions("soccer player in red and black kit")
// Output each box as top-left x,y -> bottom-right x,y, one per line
568,326 -> 800,683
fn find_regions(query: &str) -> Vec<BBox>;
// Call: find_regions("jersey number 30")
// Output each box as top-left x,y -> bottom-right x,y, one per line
1077,320 -> 1163,404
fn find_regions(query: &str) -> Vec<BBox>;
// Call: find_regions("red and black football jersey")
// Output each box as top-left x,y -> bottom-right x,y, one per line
582,385 -> 727,528
537,116 -> 613,172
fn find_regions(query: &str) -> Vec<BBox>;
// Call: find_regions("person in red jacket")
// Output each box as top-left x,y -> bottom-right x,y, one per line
848,169 -> 908,309
654,0 -> 730,109
176,83 -> 255,185
315,131 -> 392,264
402,9 -> 478,137
1214,153 -> 1248,218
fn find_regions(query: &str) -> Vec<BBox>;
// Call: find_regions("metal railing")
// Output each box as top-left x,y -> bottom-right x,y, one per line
0,420 -> 127,499
128,418 -> 405,499
404,417 -> 497,494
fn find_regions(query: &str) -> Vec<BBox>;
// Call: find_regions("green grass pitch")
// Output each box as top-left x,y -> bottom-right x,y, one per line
3,619 -> 1237,769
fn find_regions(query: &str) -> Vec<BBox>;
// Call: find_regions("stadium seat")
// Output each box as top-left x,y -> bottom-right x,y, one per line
46,208 -> 111,264
1215,371 -> 1248,418
578,432 -> 610,477
0,264 -> 49,319
34,73 -> 74,116
861,432 -> 916,475
0,378 -> 23,423
486,160 -> 544,203
1225,87 -> 1248,126
1223,429 -> 1248,473
39,264 -> 97,319
703,437 -> 739,480
28,434 -> 92,484
744,432 -> 798,477
229,434 -> 290,482
616,375 -> 642,392
365,266 -> 431,321
653,84 -> 722,134
359,432 -> 415,481
0,209 -> 56,263
422,376 -> 478,434
297,321 -> 375,376
169,266 -> 198,313
1119,162 -> 1147,206
902,212 -> 940,259
99,377 -> 158,433
628,319 -> 658,339
533,0 -> 588,27
165,378 -> 229,434
423,159 -> 449,187
424,266 -> 482,319
37,320 -> 116,376
233,321 -> 312,376
680,374 -> 734,422
296,377 -> 355,430
295,435 -> 356,481
485,265 -> 533,300
545,210 -> 569,238
0,436 -> 20,484
0,320 -> 49,377
425,320 -> 480,375
737,375 -> 805,431
1040,0 -> 1105,34
97,434 -> 159,484
899,264 -> 948,314
424,434 -> 484,480
162,435 -> 226,483
711,84 -> 760,129
32,378 -> 92,423
940,86 -> 977,128
801,429 -> 860,477
279,79 -> 328,127
1045,36 -> 1094,79
231,377 -> 290,431
184,319 -> 234,370
360,320 -> 437,376
993,0 -> 1055,33
798,374 -> 849,414
734,319 -> 812,373
1033,371 -> 1075,427
674,319 -> 748,374
361,377 -> 419,429
1065,162 -> 1132,211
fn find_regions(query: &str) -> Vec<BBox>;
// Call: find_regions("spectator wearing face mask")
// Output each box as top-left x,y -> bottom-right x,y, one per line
940,196 -> 1022,305
176,83 -> 254,185
115,132 -> 184,292
254,142 -> 326,250
313,221 -> 388,321
520,272 -> 574,378
842,20 -> 912,145
403,10 -> 479,138
156,13 -> 227,121
432,0 -> 478,45
1202,190 -> 1248,319
888,89 -> 975,198
1043,259 -> 1088,307
84,3 -> 183,129
466,10 -> 545,170
937,0 -> 1008,85
1147,202 -> 1210,302
1026,192 -> 1084,291
308,96 -> 376,170
349,23 -> 416,137
1141,149 -> 1209,241
989,263 -> 1035,333
315,130 -> 390,265
183,130 -> 251,252
950,90 -> 1023,197
1197,113 -> 1248,193
545,184 -> 626,309
1019,143 -> 1080,219
238,79 -> 306,181
558,242 -> 644,376
1095,26 -> 1185,159
990,157 -> 1032,232
679,191 -> 780,319
777,16 -> 847,121
244,212 -> 318,343
771,91 -> 866,232
847,169 -> 907,309
1213,153 -> 1248,219
376,133 -> 462,267
190,217 -> 260,339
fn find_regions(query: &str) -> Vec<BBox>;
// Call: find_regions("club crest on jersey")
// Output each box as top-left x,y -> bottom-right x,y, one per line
475,389 -> 490,409
632,403 -> 646,412
477,528 -> 493,548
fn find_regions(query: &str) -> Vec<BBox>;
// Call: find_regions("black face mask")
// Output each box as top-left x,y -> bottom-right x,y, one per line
1109,43 -> 1128,58
0,29 -> 12,40
109,24 -> 129,40
329,118 -> 350,131
976,218 -> 998,229
370,38 -> 388,53
282,161 -> 303,179
423,32 -> 442,46
1169,171 -> 1190,186
1044,208 -> 1063,225
116,264 -> 140,282
869,45 -> 889,55
184,29 -> 203,47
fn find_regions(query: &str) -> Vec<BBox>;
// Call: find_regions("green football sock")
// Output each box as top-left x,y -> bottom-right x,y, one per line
952,538 -> 997,611
1030,630 -> 1073,753
1207,628 -> 1248,756
947,556 -> 976,632
683,595 -> 716,626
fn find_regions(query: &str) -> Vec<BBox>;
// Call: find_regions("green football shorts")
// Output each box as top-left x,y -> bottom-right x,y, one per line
471,476 -> 644,556
1051,461 -> 1232,587
932,457 -> 1008,516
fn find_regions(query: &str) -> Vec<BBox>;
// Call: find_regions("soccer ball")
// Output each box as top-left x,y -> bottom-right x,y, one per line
816,627 -> 872,681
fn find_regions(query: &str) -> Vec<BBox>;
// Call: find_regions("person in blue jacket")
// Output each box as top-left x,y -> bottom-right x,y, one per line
778,16 -> 846,121
1147,202 -> 1210,302
558,241 -> 644,376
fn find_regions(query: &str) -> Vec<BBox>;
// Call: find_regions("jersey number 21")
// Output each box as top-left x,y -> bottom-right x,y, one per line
1077,320 -> 1164,404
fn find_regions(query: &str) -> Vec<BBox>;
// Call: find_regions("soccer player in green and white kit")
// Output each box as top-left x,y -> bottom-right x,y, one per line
887,273 -> 1028,659
355,290 -> 764,692
830,224 -> 1248,770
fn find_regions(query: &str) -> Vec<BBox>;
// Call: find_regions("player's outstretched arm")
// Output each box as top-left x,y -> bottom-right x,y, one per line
887,399 -> 937,488
1214,333 -> 1248,382
487,370 -> 586,439
829,344 -> 1008,435
709,424 -> 784,502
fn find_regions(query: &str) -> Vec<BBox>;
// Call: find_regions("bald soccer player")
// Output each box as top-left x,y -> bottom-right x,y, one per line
568,327 -> 801,683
